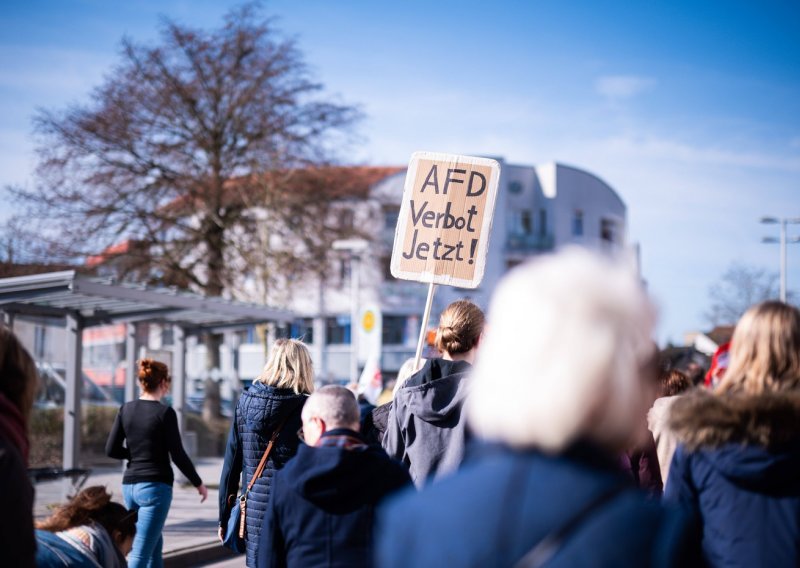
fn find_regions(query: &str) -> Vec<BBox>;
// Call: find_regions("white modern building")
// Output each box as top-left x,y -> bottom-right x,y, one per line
12,158 -> 629,396
273,158 -> 628,384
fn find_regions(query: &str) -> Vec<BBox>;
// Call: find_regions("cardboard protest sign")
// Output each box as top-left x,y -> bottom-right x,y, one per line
391,152 -> 500,288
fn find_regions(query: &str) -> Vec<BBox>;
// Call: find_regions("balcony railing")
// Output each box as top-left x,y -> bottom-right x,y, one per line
505,233 -> 554,252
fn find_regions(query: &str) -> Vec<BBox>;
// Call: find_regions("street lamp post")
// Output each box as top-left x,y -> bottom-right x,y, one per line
760,216 -> 800,302
332,238 -> 369,384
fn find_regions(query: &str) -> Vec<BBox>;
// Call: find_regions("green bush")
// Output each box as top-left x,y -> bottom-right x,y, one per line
29,406 -> 119,467
28,406 -> 230,467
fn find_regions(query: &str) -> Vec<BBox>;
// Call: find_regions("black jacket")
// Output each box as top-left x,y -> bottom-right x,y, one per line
258,429 -> 411,568
382,358 -> 471,486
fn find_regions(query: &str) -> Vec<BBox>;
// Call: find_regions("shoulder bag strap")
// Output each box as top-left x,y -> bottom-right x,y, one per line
237,412 -> 293,540
245,413 -> 291,493
514,483 -> 628,568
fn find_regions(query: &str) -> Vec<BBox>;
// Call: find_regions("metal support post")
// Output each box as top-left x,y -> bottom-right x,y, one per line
125,323 -> 138,403
173,326 -> 186,434
63,313 -> 83,473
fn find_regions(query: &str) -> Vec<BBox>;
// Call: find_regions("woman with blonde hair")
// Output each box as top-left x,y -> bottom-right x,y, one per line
218,338 -> 314,566
383,299 -> 485,487
106,358 -> 207,567
666,300 -> 800,566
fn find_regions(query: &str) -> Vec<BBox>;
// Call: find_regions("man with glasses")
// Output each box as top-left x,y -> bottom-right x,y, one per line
257,385 -> 411,568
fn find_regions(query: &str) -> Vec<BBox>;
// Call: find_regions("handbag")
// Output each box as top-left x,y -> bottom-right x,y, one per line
222,417 -> 288,553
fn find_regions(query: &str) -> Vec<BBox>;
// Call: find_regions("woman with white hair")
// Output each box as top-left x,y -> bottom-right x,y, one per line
377,248 -> 697,568
665,301 -> 800,567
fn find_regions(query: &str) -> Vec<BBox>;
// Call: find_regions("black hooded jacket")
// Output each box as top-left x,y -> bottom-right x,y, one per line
257,429 -> 411,568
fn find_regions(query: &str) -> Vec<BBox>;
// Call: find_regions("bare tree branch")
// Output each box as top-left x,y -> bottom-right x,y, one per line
5,2 -> 362,302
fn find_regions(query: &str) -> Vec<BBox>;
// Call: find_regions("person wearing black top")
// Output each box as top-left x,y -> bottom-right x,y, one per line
106,358 -> 207,568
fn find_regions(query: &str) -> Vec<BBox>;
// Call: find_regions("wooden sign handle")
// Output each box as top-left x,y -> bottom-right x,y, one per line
413,282 -> 437,372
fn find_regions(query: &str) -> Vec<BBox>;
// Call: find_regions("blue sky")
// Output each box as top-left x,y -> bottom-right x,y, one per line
1,0 -> 799,343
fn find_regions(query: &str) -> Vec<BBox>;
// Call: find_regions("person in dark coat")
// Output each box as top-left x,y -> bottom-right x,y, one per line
0,327 -> 38,568
383,300 -> 484,487
377,249 -> 700,568
219,339 -> 314,567
257,385 -> 411,568
665,300 -> 800,567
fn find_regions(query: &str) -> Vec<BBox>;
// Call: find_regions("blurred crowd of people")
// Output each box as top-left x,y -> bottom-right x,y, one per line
2,247 -> 799,567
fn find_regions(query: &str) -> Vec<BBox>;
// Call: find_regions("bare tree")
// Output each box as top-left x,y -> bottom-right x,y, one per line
704,263 -> 780,326
8,3 -> 360,304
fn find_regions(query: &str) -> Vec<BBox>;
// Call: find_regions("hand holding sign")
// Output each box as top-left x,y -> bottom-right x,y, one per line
391,152 -> 500,289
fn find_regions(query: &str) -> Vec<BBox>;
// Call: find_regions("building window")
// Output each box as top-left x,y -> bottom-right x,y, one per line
339,257 -> 351,286
161,326 -> 174,346
520,210 -> 532,235
573,210 -> 584,236
382,315 -> 407,345
382,255 -> 393,280
509,209 -> 533,236
326,316 -> 351,345
34,326 -> 46,359
508,181 -> 523,194
539,209 -> 547,237
340,209 -> 355,231
384,207 -> 400,230
600,218 -> 616,243
277,318 -> 314,343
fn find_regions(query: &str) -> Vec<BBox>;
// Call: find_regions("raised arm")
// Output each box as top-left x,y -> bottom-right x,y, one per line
105,406 -> 130,460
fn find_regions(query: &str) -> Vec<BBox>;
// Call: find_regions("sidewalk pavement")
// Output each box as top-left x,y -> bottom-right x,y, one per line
33,457 -> 241,567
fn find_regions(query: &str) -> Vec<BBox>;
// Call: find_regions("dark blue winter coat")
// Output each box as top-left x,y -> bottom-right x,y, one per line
219,383 -> 308,567
376,441 -> 699,568
664,390 -> 800,567
258,428 -> 411,568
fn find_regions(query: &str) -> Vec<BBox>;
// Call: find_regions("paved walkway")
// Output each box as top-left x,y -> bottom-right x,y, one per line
33,457 -> 235,562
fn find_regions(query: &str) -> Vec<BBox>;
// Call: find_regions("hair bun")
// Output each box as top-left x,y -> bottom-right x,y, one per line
138,358 -> 169,394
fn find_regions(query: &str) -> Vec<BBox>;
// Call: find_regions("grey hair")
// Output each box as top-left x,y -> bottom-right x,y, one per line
302,385 -> 360,429
468,247 -> 657,452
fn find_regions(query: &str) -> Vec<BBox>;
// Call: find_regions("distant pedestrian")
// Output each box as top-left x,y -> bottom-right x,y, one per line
0,326 -> 38,567
647,369 -> 692,484
383,300 -> 484,486
666,300 -> 800,567
36,485 -> 137,567
377,249 -> 698,568
363,357 -> 425,445
105,359 -> 208,568
257,385 -> 411,568
219,338 -> 314,567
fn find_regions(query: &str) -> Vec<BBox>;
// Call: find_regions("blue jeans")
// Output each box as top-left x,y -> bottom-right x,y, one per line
123,482 -> 173,568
